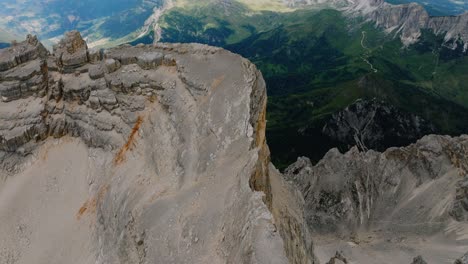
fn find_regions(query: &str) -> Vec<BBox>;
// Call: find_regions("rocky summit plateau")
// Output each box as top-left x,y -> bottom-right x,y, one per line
0,30 -> 468,264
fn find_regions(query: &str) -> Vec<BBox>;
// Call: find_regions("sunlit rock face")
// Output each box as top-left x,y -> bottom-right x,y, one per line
0,31 -> 294,264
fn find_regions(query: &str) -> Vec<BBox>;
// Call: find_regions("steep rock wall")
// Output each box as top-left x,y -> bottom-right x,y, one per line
0,31 -> 300,264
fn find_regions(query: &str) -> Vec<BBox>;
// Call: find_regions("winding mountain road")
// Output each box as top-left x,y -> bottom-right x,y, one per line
361,31 -> 378,73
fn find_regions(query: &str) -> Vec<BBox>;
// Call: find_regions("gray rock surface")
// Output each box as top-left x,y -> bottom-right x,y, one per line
0,32 -> 297,264
0,35 -> 49,103
283,134 -> 468,263
326,251 -> 348,264
53,31 -> 89,73
451,177 -> 468,221
285,135 -> 468,234
269,164 -> 318,264
0,34 -> 48,72
411,256 -> 428,264
455,252 -> 468,264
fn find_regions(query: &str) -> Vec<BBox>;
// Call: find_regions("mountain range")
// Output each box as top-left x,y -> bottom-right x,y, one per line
1,1 -> 468,263
1,27 -> 467,264
2,0 -> 466,168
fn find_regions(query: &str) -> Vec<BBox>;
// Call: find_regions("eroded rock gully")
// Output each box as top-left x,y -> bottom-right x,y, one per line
0,31 -> 314,264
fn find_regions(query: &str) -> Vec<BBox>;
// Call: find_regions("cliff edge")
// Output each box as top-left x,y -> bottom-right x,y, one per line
0,31 -> 311,264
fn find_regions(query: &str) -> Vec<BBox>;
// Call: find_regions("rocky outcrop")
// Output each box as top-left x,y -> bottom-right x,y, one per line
0,31 -> 297,264
0,34 -> 49,103
285,134 -> 468,235
323,98 -> 435,152
455,252 -> 468,264
326,251 -> 348,264
269,164 -> 318,264
411,256 -> 428,264
451,176 -> 468,221
53,31 -> 89,73
0,34 -> 48,73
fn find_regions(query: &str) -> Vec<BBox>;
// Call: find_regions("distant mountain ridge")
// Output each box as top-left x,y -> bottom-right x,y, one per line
1,0 -> 467,169
0,0 -> 466,50
387,0 -> 467,16
284,0 -> 468,50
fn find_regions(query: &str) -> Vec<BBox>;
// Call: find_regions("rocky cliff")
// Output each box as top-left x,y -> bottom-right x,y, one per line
286,135 -> 468,233
455,252 -> 468,264
284,134 -> 468,262
0,31 -> 313,264
349,0 -> 468,49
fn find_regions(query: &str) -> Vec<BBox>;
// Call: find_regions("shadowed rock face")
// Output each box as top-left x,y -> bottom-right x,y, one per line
411,256 -> 428,264
0,31 -> 315,264
323,99 -> 436,152
454,252 -> 468,264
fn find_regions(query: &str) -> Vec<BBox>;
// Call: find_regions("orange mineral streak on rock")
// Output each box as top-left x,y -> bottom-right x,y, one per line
76,185 -> 109,220
211,75 -> 225,90
114,116 -> 144,165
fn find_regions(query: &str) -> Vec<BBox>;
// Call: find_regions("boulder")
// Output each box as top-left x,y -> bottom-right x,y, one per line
454,252 -> 468,264
411,256 -> 428,264
53,30 -> 88,72
136,52 -> 163,69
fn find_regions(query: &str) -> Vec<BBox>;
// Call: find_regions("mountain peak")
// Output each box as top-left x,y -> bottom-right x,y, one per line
0,31 -> 310,264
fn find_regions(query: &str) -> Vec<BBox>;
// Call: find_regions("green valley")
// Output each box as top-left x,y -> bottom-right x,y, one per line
153,2 -> 468,169
2,0 -> 467,169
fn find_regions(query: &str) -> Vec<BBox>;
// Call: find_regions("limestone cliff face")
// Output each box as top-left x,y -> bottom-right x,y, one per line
0,31 -> 302,264
244,43 -> 318,264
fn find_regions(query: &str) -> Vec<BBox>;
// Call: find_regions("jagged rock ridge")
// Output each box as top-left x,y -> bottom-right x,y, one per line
0,31 -> 313,264
284,134 -> 468,262
286,135 -> 468,233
